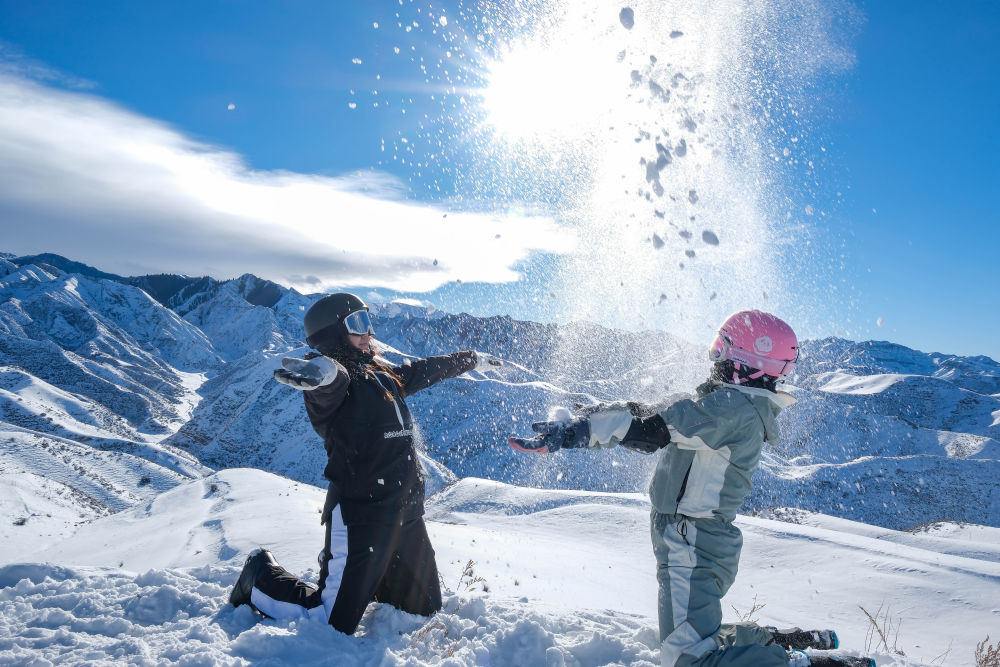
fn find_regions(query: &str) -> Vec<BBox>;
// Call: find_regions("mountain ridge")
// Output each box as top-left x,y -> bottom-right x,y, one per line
2,251 -> 998,534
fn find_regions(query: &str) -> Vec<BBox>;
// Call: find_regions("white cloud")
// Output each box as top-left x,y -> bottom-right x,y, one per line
0,71 -> 574,292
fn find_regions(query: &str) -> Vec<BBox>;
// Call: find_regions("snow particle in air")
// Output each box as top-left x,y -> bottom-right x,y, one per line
373,22 -> 379,29
670,31 -> 684,38
352,57 -> 363,65
433,259 -> 438,266
619,7 -> 635,30
688,190 -> 699,204
651,233 -> 665,249
678,230 -> 692,240
348,102 -> 357,109
438,16 -> 448,27
702,230 -> 719,245
649,80 -> 670,102
877,317 -> 884,327
685,249 -> 696,258
227,103 -> 236,111
805,205 -> 814,215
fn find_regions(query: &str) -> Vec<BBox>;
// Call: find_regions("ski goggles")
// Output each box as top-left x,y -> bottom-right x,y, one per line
342,309 -> 375,336
709,334 -> 796,377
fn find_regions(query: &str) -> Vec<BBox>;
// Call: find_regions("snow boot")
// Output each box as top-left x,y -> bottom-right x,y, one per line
768,626 -> 839,650
787,652 -> 876,667
807,657 -> 876,667
229,547 -> 278,614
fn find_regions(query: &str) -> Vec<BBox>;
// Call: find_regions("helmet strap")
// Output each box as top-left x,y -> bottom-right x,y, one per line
712,360 -> 778,392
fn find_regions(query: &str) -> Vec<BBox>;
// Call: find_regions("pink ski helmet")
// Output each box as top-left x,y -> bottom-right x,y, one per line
709,310 -> 798,379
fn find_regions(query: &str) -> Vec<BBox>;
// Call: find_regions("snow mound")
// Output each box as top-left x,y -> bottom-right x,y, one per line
0,562 -> 662,667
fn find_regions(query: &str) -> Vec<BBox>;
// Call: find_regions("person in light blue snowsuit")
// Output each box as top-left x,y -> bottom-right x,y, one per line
509,311 -> 866,667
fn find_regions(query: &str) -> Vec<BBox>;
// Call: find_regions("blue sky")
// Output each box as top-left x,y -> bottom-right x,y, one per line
0,1 -> 997,360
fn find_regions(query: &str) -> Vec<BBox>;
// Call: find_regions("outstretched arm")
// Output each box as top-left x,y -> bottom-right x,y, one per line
509,403 -> 670,454
395,350 -> 501,397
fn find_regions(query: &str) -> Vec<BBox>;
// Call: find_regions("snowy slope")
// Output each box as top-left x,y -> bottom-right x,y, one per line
1,471 -> 997,666
0,263 -> 216,436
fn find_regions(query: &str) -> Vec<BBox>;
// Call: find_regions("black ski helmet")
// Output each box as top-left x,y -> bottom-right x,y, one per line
304,292 -> 368,349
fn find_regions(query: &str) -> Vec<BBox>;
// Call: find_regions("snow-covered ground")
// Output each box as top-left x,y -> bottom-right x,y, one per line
2,469 -> 997,666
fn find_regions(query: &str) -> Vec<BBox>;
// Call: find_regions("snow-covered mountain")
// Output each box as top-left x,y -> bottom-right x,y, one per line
3,252 -> 999,533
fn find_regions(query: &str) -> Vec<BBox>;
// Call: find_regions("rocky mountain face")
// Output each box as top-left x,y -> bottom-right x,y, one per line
2,252 -> 998,531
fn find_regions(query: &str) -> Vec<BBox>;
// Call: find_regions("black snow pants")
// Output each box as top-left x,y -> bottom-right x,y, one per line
327,517 -> 442,633
248,508 -> 442,635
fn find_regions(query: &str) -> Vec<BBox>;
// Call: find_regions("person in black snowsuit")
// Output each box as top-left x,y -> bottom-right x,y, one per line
229,292 -> 499,634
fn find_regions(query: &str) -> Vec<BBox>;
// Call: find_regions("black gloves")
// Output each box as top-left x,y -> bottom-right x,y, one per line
508,414 -> 591,454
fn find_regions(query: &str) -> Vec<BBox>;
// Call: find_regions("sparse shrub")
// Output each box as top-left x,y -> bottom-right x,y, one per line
412,619 -> 458,657
976,635 -> 1000,667
457,559 -> 488,593
13,517 -> 27,526
138,476 -> 152,486
859,603 -> 905,656
732,594 -> 766,623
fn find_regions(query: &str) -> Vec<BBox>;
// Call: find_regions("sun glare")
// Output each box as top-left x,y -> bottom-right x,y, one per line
481,38 -> 620,141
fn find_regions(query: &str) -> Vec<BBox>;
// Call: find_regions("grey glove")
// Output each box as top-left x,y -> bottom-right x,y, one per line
473,351 -> 503,373
273,356 -> 340,390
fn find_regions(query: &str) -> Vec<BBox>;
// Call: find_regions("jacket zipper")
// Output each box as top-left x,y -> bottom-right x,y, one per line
371,372 -> 405,429
675,463 -> 692,505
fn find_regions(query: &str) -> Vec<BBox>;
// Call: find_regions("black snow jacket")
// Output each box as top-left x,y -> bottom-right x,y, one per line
303,351 -> 476,526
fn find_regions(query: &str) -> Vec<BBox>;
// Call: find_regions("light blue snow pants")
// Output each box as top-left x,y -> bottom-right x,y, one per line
651,512 -> 789,667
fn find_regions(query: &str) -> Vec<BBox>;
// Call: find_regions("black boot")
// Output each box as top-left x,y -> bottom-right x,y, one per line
808,657 -> 876,667
229,548 -> 279,614
768,626 -> 839,650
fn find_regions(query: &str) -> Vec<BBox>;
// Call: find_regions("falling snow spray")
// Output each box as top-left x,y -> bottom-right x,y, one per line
470,0 -> 857,491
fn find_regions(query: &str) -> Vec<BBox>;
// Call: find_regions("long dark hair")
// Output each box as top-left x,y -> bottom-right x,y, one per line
313,327 -> 403,398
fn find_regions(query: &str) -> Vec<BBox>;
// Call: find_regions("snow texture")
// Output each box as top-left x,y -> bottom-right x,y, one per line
3,471 -> 996,666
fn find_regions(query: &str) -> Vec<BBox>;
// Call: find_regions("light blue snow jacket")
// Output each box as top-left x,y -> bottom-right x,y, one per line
588,382 -> 796,522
